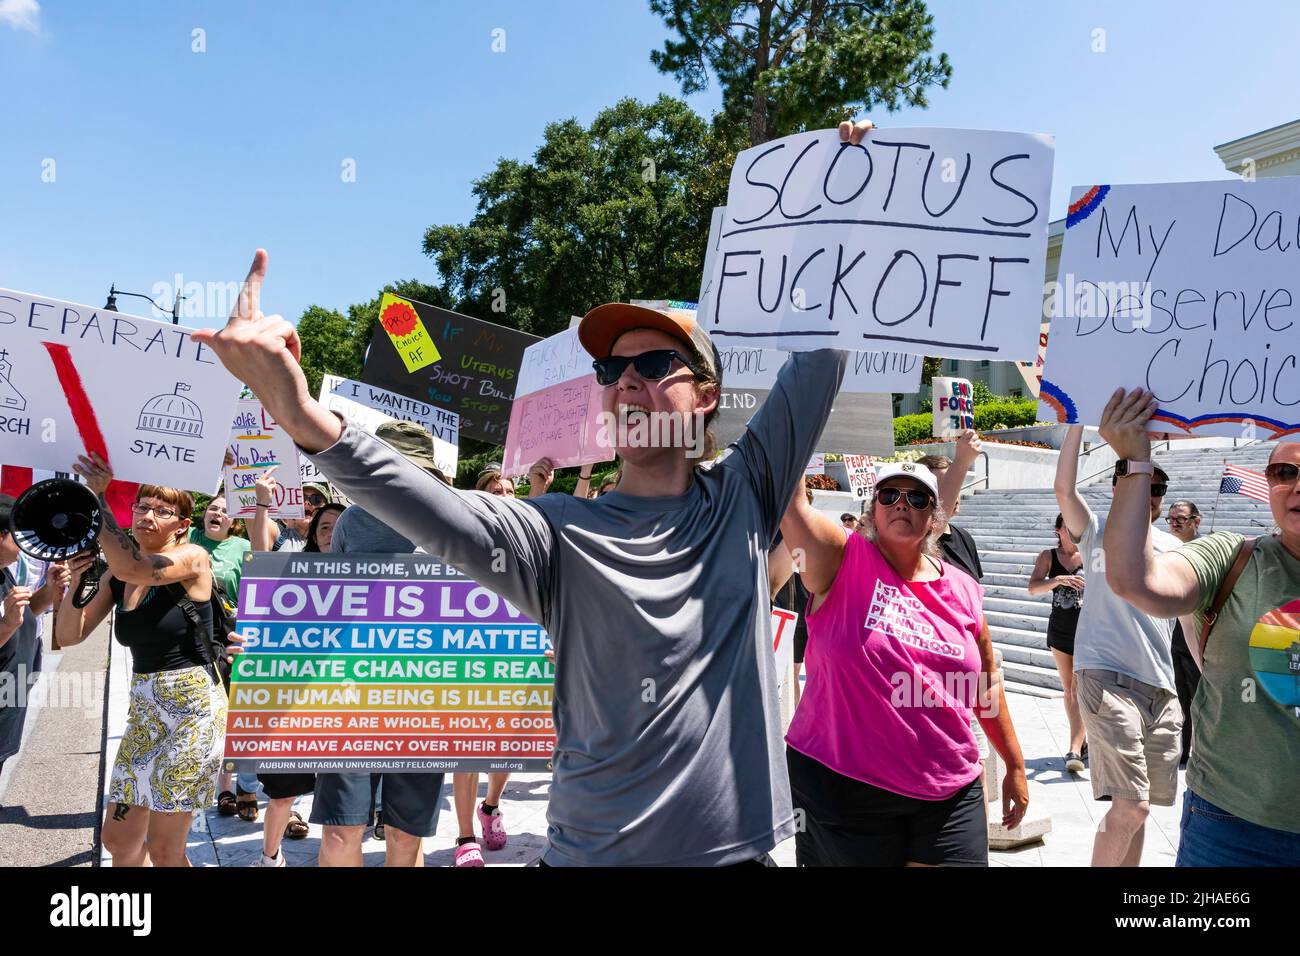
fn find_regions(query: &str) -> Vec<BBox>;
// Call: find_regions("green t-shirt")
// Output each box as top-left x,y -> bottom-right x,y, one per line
1175,532 -> 1300,834
188,528 -> 251,603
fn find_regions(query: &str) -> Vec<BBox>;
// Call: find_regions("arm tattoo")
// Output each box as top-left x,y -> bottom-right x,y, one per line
99,495 -> 143,562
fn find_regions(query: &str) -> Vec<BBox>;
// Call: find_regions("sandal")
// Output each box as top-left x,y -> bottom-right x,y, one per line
236,790 -> 259,823
284,810 -> 309,840
217,791 -> 238,817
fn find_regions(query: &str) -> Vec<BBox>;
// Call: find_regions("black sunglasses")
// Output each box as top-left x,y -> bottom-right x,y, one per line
876,487 -> 934,510
593,350 -> 706,387
1150,484 -> 1168,498
1265,462 -> 1299,486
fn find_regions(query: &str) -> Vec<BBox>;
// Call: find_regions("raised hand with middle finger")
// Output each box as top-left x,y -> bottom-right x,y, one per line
191,251 -> 342,453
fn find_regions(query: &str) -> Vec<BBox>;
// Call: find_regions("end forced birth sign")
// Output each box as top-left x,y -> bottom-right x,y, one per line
223,553 -> 556,774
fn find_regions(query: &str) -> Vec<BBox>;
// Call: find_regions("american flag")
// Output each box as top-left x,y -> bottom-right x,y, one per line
1219,464 -> 1271,503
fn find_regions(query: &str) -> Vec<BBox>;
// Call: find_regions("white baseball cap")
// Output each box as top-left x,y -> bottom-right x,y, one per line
873,461 -> 939,499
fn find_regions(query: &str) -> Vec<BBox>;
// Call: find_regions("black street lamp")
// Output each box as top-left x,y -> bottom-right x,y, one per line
104,284 -> 186,325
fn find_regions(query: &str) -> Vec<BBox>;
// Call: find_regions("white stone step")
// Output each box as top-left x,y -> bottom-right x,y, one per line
983,562 -> 1036,577
998,641 -> 1057,671
985,609 -> 1048,632
984,596 -> 1051,618
1001,657 -> 1064,691
983,572 -> 1037,588
990,624 -> 1051,649
984,584 -> 1049,604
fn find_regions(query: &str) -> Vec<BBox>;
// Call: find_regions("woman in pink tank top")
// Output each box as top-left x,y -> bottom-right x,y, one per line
781,462 -> 1029,866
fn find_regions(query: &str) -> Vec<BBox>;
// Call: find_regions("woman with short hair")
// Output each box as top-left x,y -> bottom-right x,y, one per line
57,456 -> 226,867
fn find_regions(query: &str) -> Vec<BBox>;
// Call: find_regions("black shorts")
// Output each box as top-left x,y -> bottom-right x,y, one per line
787,746 -> 987,867
256,772 -> 316,801
310,772 -> 446,838
1045,610 -> 1079,655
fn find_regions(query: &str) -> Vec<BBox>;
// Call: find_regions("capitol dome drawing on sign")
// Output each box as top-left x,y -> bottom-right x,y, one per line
138,383 -> 204,438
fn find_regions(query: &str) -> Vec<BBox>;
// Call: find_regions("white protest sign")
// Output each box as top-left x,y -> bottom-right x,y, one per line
224,400 -> 303,518
702,129 -> 1054,360
1039,179 -> 1300,440
696,205 -> 728,327
701,206 -> 926,393
501,327 -> 613,478
318,374 -> 460,476
844,454 -> 876,500
932,377 -> 975,438
0,288 -> 241,490
771,606 -> 799,701
1015,321 -> 1051,398
716,342 -> 922,392
805,453 -> 825,476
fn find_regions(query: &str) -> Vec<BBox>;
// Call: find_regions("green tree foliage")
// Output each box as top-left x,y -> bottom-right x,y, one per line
650,0 -> 952,145
297,305 -> 355,399
422,96 -> 744,339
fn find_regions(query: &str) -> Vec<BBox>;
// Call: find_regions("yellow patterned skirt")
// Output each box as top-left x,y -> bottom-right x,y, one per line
109,665 -> 228,813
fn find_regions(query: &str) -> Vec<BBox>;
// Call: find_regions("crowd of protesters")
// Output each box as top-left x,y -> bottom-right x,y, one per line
1,119 -> 1296,869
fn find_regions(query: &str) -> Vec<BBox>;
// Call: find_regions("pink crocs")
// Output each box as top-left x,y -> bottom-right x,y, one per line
454,841 -> 485,867
478,803 -> 508,851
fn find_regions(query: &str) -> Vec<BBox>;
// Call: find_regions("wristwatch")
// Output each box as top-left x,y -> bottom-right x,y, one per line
1114,459 -> 1154,479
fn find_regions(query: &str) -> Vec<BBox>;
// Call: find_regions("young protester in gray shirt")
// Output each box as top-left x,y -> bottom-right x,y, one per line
193,119 -> 871,868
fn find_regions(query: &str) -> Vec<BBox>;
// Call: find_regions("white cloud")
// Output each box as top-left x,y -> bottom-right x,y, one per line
0,0 -> 41,33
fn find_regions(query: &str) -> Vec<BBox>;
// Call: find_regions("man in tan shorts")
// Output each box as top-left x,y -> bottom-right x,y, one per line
1055,425 -> 1183,866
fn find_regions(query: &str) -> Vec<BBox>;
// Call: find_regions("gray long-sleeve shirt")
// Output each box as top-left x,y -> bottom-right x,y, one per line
306,349 -> 847,865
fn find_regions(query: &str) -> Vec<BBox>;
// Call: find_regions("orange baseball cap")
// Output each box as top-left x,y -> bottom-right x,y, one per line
578,302 -> 720,381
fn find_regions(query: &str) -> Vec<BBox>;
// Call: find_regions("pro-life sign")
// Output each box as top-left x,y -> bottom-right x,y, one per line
224,553 -> 555,773
701,128 -> 1054,360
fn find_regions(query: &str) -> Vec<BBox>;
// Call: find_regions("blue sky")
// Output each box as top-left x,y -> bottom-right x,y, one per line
3,0 -> 1298,329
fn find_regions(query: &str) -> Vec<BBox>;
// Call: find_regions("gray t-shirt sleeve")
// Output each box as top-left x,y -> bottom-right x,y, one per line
721,349 -> 847,542
329,509 -> 349,553
305,425 -> 555,623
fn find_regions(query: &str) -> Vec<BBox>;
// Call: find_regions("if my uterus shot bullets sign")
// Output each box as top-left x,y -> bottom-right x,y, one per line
224,553 -> 555,774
